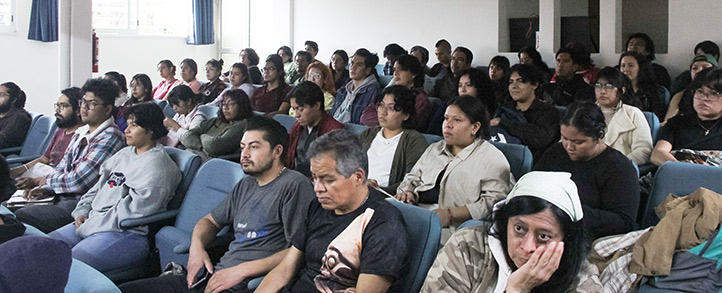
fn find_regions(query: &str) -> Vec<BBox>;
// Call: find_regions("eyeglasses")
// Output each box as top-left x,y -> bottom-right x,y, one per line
261,67 -> 277,74
376,103 -> 398,113
594,83 -> 617,91
694,87 -> 722,101
79,98 -> 106,110
53,103 -> 73,110
307,72 -> 322,80
221,101 -> 237,108
0,92 -> 8,98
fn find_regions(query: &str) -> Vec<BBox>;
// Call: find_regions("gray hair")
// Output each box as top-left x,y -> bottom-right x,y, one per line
307,129 -> 368,178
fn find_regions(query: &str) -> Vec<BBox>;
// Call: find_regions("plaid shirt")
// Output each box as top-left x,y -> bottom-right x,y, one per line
43,117 -> 125,196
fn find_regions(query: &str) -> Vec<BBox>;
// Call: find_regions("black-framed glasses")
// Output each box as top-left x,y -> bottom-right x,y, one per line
53,103 -> 73,110
79,98 -> 106,110
594,83 -> 616,91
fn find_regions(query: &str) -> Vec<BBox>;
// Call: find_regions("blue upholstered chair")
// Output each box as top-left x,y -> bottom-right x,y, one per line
489,141 -> 533,181
375,63 -> 385,76
163,104 -> 177,119
643,111 -> 660,143
0,112 -> 50,157
155,159 -> 245,268
4,115 -> 57,166
343,122 -> 368,135
379,75 -> 393,88
154,99 -> 168,110
198,105 -> 219,119
640,162 -> 722,228
272,114 -> 297,133
422,133 -> 443,145
386,199 -> 442,293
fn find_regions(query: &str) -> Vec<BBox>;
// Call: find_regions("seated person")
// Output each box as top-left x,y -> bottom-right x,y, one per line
0,82 -> 31,149
518,46 -> 552,83
289,61 -> 336,117
458,68 -> 497,122
490,64 -> 561,161
409,45 -> 431,74
162,85 -> 207,147
287,81 -> 344,177
117,73 -> 154,132
152,60 -> 182,100
535,101 -> 639,239
625,33 -> 671,89
0,236 -> 73,292
359,86 -> 428,194
544,47 -> 594,107
429,39 -> 452,78
119,117 -> 315,293
179,58 -> 201,94
103,71 -> 128,107
304,40 -> 319,60
226,48 -> 262,85
14,78 -> 125,233
330,50 -> 350,91
217,62 -> 256,105
619,52 -> 666,120
278,45 -> 294,76
285,51 -> 312,86
180,89 -> 253,161
551,41 -> 600,85
361,54 -> 433,131
256,129 -> 408,292
421,172 -> 603,293
250,54 -> 292,115
396,95 -> 513,240
10,87 -> 85,178
433,46 -> 473,102
595,67 -> 653,165
48,102 -> 182,273
664,54 -> 717,123
382,43 -> 406,75
670,40 -> 719,96
331,48 -> 381,124
651,67 -> 722,166
489,55 -> 510,106
198,59 -> 228,105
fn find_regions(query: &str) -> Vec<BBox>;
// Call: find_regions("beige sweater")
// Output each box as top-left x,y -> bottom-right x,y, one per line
604,104 -> 653,165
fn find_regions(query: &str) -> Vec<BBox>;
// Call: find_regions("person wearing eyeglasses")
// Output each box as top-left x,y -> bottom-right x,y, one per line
0,82 -> 31,149
180,89 -> 254,161
594,67 -> 653,165
14,78 -> 125,234
249,54 -> 292,115
10,87 -> 86,178
651,67 -> 722,166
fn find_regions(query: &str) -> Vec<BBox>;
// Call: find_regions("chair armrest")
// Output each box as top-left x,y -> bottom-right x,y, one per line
119,210 -> 179,229
0,147 -> 22,155
6,155 -> 40,165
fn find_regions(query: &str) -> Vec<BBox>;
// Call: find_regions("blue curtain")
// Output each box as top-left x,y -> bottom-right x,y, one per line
27,0 -> 58,42
187,0 -> 214,45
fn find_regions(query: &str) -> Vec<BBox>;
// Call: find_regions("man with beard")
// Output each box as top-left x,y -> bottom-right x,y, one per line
10,87 -> 86,178
119,117 -> 315,293
432,46 -> 473,102
0,82 -> 32,149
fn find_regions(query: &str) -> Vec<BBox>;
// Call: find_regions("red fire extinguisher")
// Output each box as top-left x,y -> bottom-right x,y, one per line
92,29 -> 99,73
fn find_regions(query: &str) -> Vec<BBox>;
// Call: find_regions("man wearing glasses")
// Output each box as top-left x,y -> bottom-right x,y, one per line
14,78 -> 125,233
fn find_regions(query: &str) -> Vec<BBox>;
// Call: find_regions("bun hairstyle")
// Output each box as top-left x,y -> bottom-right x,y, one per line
0,82 -> 27,108
562,101 -> 606,140
207,59 -> 224,70
158,60 -> 176,75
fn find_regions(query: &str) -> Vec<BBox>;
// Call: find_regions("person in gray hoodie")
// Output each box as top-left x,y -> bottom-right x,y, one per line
49,102 -> 181,273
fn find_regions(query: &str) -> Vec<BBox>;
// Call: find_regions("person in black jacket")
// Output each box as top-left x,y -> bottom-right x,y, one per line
544,47 -> 595,107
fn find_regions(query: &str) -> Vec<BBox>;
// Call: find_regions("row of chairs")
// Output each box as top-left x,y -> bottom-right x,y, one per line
0,112 -> 57,166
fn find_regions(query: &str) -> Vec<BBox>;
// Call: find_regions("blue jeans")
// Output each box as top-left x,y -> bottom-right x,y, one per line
49,223 -> 149,273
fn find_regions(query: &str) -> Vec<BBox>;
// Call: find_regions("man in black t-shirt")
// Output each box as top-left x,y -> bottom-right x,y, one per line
257,129 -> 408,293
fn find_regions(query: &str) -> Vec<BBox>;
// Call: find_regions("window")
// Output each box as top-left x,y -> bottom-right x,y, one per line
92,0 -> 191,36
0,0 -> 15,33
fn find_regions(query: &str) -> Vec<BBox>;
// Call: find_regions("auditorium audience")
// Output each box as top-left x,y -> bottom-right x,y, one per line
545,47 -> 594,107
116,73 -> 154,132
9,87 -> 84,178
239,48 -> 262,84
595,67 -> 653,165
651,67 -> 722,166
198,59 -> 227,105
421,172 -> 603,293
534,101 -> 639,239
664,54 -> 717,123
670,40 -> 720,96
249,54 -> 292,115
430,39 -> 452,78
163,85 -> 207,147
382,43 -> 406,75
360,86 -> 428,194
213,62 -> 255,106
277,45 -> 294,76
361,54 -> 433,131
489,55 -> 510,105
491,64 -> 561,161
180,89 -> 253,161
433,46 -> 473,102
330,49 -> 350,91
331,48 -> 380,124
0,82 -> 31,149
518,46 -> 552,83
625,32 -> 671,89
179,58 -> 201,94
285,51 -> 312,86
49,102 -> 181,273
619,51 -> 666,120
119,117 -> 315,293
410,45 -> 431,74
14,78 -> 125,233
256,129 -> 408,292
396,95 -> 512,239
152,60 -> 182,100
103,71 -> 127,107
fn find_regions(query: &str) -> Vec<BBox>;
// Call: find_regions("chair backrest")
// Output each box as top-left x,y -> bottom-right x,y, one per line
555,105 -> 567,117
640,162 -> 722,228
428,96 -> 444,116
375,63 -> 385,76
198,105 -> 219,119
175,159 -> 245,233
343,122 -> 368,135
475,66 -> 489,74
273,114 -> 297,133
28,111 -> 43,129
19,115 -> 57,157
163,104 -> 177,118
379,75 -> 393,88
489,141 -> 533,181
660,86 -> 671,108
386,199 -> 441,293
164,147 -> 202,210
422,133 -> 443,145
154,99 -> 168,110
643,111 -> 660,143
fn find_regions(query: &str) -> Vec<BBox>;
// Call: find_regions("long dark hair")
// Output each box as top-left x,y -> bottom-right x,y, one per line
619,51 -> 658,100
447,95 -> 490,139
490,196 -> 587,293
594,67 -> 641,108
0,82 -> 26,108
393,54 -> 424,88
130,74 -> 153,104
518,46 -> 551,77
378,85 -> 417,130
218,89 -> 254,124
